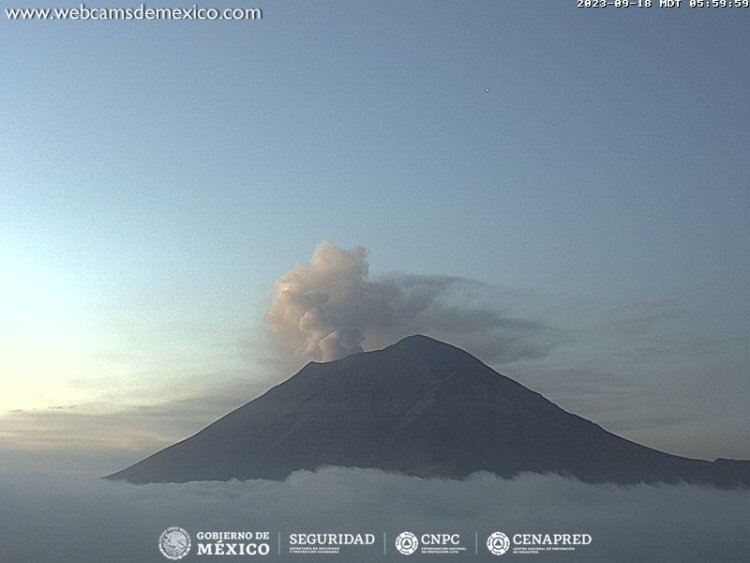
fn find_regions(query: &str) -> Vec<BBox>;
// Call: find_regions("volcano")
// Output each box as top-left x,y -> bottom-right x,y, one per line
107,335 -> 749,487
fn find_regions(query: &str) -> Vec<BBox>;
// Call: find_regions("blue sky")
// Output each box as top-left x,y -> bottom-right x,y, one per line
1,1 -> 748,476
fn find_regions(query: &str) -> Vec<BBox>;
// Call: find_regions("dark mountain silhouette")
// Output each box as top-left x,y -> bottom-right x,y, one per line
107,335 -> 750,488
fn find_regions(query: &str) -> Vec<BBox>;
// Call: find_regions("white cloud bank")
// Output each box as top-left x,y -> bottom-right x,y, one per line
0,467 -> 747,562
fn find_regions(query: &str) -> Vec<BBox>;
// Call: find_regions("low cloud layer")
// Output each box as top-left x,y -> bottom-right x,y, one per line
0,468 -> 748,562
267,242 -> 560,363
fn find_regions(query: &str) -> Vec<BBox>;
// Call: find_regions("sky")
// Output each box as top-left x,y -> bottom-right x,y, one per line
1,1 -> 749,480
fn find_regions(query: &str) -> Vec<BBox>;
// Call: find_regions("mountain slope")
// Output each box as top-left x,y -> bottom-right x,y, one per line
107,335 -> 750,487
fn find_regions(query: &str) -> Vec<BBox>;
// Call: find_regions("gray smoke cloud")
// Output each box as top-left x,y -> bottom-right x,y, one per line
0,468 -> 748,563
267,242 -> 560,363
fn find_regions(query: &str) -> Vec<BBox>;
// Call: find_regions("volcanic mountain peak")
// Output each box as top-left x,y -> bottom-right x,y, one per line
387,333 -> 463,354
107,335 -> 750,488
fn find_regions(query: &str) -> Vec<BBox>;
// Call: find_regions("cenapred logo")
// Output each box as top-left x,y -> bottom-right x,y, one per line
486,531 -> 510,556
159,526 -> 192,560
394,531 -> 419,556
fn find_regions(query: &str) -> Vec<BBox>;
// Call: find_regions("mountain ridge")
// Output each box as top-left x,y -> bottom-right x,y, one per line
107,335 -> 750,488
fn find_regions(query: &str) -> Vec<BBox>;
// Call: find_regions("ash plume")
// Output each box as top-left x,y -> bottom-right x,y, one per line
266,242 -> 558,363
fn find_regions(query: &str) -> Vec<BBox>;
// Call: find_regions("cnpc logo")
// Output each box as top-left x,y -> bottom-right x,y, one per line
394,532 -> 419,555
395,531 -> 463,555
